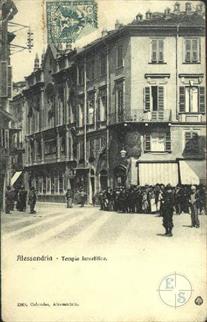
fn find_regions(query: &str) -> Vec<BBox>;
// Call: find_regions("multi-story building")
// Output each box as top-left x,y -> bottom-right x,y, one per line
9,81 -> 27,188
23,2 -> 206,203
0,0 -> 18,210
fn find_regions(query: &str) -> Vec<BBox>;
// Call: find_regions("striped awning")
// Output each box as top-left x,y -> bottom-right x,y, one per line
179,160 -> 206,185
11,171 -> 22,186
138,162 -> 178,186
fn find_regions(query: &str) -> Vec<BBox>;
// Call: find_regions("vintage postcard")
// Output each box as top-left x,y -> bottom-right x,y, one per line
0,0 -> 206,321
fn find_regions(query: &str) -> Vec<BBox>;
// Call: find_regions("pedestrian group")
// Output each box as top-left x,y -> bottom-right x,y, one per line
5,185 -> 37,214
98,184 -> 206,237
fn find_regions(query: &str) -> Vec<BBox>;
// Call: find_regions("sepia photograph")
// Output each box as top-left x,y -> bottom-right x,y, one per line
0,0 -> 206,321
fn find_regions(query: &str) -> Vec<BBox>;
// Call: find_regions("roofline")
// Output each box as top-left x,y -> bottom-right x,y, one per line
74,23 -> 205,57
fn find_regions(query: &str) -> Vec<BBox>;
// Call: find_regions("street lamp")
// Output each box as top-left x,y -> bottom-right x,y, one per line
120,147 -> 127,158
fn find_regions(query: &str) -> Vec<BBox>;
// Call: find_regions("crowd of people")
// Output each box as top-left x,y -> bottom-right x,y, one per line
5,185 -> 37,214
98,183 -> 206,236
3,182 -> 206,237
98,184 -> 206,214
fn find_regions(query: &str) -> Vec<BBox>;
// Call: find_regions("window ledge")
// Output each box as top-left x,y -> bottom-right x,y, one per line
182,62 -> 201,65
148,62 -> 167,64
178,112 -> 205,115
144,151 -> 172,154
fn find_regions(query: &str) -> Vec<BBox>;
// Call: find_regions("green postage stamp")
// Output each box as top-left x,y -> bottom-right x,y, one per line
46,0 -> 98,45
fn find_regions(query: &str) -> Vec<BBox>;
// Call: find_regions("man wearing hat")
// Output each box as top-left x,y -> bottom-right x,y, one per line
162,184 -> 174,236
189,185 -> 200,228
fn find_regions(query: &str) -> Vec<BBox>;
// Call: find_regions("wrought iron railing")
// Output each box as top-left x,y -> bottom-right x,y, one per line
109,109 -> 171,124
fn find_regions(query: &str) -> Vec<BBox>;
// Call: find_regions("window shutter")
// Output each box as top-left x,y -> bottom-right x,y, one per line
179,87 -> 185,112
144,87 -> 151,111
97,96 -> 100,122
199,87 -> 205,113
192,39 -> 198,62
185,131 -> 191,144
158,86 -> 164,110
151,40 -> 157,62
145,133 -> 151,151
165,131 -> 171,152
185,39 -> 191,62
158,40 -> 164,62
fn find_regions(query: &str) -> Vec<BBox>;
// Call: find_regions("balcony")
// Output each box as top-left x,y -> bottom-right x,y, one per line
109,109 -> 172,125
178,113 -> 206,123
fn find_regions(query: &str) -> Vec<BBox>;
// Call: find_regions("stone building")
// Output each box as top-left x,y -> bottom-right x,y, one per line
9,81 -> 27,188
0,0 -> 18,210
22,2 -> 206,203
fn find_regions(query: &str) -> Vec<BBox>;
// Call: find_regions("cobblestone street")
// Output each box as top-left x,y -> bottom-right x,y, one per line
1,203 -> 207,322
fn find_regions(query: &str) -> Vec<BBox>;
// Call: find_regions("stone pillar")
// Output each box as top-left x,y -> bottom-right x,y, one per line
65,82 -> 69,124
40,89 -> 44,130
66,125 -> 70,161
57,128 -> 60,161
41,133 -> 45,163
34,136 -> 37,164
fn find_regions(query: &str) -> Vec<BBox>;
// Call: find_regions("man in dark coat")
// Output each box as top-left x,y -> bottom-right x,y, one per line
5,186 -> 13,214
17,186 -> 27,212
28,187 -> 37,214
162,184 -> 175,236
188,185 -> 200,228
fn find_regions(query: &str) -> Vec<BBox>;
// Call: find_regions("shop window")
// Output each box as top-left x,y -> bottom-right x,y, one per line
43,176 -> 46,194
51,176 -> 55,194
59,175 -> 64,194
46,177 -> 51,193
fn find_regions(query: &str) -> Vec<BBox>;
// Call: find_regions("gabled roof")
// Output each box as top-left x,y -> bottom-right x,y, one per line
41,44 -> 58,69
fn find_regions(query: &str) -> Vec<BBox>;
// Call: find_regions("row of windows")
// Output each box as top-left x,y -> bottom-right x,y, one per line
77,37 -> 202,85
27,83 -> 205,135
78,136 -> 106,162
144,130 -> 200,153
151,38 -> 201,64
0,129 -> 9,149
32,174 -> 66,195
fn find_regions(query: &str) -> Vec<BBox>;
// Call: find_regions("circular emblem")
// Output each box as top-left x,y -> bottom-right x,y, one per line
195,296 -> 203,306
158,273 -> 192,307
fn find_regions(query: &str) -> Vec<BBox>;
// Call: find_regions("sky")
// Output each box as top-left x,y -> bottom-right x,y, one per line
10,0 -> 201,82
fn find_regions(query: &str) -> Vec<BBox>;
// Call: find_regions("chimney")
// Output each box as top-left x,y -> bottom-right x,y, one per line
101,28 -> 108,37
174,2 -> 180,13
164,7 -> 171,16
145,10 -> 152,20
115,19 -> 122,29
196,3 -> 203,14
34,53 -> 39,71
185,2 -> 192,14
136,13 -> 143,22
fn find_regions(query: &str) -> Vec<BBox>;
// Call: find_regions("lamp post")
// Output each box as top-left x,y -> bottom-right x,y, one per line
120,146 -> 127,158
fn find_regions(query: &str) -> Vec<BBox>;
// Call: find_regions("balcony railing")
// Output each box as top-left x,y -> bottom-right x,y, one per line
109,109 -> 172,124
